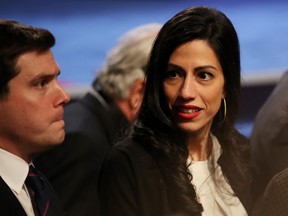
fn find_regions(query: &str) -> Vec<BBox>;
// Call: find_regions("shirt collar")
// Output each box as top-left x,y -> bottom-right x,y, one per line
89,87 -> 109,109
0,149 -> 29,195
209,133 -> 222,167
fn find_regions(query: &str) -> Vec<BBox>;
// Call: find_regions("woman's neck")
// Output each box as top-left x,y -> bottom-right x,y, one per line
188,133 -> 212,161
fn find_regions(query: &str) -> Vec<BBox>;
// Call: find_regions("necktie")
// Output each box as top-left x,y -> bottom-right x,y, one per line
25,165 -> 56,216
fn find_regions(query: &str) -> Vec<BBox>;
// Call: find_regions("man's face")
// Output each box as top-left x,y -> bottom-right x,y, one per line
0,50 -> 70,162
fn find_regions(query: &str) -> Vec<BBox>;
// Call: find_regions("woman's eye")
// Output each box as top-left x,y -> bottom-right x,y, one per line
198,72 -> 213,80
166,70 -> 180,78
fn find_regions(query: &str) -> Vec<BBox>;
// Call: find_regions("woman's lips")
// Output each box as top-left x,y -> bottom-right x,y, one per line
174,105 -> 202,120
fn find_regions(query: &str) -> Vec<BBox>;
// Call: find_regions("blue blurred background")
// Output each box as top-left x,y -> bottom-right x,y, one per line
1,0 -> 288,136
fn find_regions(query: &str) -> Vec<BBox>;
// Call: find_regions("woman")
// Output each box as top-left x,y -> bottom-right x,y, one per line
99,6 -> 252,216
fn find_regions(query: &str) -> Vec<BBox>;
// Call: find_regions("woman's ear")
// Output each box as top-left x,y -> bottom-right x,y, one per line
222,90 -> 226,99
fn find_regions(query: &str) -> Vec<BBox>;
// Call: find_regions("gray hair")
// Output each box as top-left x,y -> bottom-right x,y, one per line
95,23 -> 162,99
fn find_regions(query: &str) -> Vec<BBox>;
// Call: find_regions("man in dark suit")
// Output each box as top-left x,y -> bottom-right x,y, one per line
253,167 -> 288,216
251,70 -> 288,201
0,20 -> 70,216
34,23 -> 162,216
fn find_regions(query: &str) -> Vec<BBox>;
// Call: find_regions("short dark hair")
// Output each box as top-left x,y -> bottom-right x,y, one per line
0,20 -> 55,99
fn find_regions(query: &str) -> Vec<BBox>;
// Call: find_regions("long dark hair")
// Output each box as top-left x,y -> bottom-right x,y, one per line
132,6 -> 252,215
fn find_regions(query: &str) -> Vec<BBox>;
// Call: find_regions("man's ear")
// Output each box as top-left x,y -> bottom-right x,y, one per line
128,79 -> 145,110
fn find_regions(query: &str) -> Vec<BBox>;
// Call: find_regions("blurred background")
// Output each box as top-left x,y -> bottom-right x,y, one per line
1,0 -> 288,136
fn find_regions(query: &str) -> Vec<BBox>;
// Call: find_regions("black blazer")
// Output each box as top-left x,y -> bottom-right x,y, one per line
34,92 -> 128,216
0,177 -> 27,216
99,139 -> 252,216
0,174 -> 64,216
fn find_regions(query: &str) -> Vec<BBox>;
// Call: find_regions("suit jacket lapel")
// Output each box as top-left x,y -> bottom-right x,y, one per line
0,177 -> 27,216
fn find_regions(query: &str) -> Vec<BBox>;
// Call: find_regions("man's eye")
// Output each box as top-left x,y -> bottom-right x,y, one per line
198,72 -> 213,80
37,79 -> 48,87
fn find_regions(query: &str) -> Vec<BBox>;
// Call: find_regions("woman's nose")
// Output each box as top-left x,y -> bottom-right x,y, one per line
179,78 -> 197,100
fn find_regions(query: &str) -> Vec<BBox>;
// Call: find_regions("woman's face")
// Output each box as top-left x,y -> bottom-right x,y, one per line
163,39 -> 225,135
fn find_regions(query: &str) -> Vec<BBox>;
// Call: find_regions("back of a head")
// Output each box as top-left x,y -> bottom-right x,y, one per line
0,19 -> 55,99
94,23 -> 162,100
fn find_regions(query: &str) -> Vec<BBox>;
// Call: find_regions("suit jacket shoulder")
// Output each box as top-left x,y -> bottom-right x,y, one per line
251,71 -> 288,199
65,92 -> 127,143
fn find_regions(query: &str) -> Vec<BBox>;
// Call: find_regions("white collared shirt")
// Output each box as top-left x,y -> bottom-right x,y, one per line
188,134 -> 247,216
0,149 -> 35,216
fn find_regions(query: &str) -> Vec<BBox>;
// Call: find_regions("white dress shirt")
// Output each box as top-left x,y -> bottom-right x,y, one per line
0,149 -> 35,216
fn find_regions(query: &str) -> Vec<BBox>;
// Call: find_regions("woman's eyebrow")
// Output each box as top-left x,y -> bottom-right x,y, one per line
194,65 -> 217,71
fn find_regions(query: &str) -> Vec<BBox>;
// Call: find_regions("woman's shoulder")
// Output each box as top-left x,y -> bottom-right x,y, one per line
105,137 -> 153,166
112,137 -> 146,154
100,137 -> 159,182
